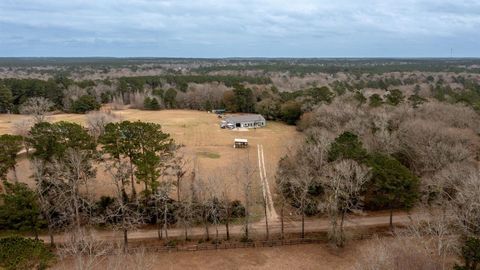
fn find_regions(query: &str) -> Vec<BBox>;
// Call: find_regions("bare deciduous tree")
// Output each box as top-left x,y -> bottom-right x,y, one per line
156,181 -> 173,241
397,119 -> 476,176
452,169 -> 480,237
170,151 -> 188,202
204,175 -> 227,243
234,153 -> 256,240
192,177 -> 212,241
354,237 -> 442,270
86,111 -> 120,142
12,119 -> 33,155
103,160 -> 143,251
321,160 -> 370,247
277,134 -> 331,239
19,97 -> 54,123
407,208 -> 458,270
57,229 -> 113,270
174,196 -> 195,241
31,158 -> 69,247
49,149 -> 96,240
107,246 -> 155,270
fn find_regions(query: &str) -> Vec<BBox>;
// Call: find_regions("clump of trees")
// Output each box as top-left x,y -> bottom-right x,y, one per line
0,115 -> 251,254
69,95 -> 101,113
277,130 -> 418,247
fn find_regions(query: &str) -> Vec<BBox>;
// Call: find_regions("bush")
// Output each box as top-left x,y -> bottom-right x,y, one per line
280,100 -> 302,125
143,97 -> 160,110
369,94 -> 383,107
0,236 -> 54,270
385,89 -> 404,106
455,237 -> 480,270
70,95 -> 101,113
230,200 -> 246,218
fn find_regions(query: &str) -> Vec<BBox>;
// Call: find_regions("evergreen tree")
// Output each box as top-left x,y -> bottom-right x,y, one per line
0,84 -> 13,113
366,153 -> 419,230
0,134 -> 23,181
164,88 -> 177,108
369,94 -> 383,107
27,121 -> 96,162
308,86 -> 335,104
70,95 -> 101,113
280,100 -> 302,125
455,237 -> 480,270
101,121 -> 174,200
144,97 -> 160,110
233,85 -> 255,113
0,181 -> 45,238
328,132 -> 368,162
385,89 -> 405,106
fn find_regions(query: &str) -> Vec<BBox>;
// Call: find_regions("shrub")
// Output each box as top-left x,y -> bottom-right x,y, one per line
70,95 -> 101,113
143,97 -> 160,110
455,237 -> 480,270
369,94 -> 383,107
385,89 -> 404,106
230,200 -> 246,218
0,236 -> 54,270
280,100 -> 302,125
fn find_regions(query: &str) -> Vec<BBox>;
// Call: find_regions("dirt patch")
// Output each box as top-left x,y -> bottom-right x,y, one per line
53,242 -> 363,270
196,151 -> 221,159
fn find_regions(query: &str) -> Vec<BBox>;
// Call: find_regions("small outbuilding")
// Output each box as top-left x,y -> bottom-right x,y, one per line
234,138 -> 248,148
221,114 -> 266,129
211,109 -> 226,115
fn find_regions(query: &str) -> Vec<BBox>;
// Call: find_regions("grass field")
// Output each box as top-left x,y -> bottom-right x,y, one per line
53,241 -> 364,270
1,110 -> 301,208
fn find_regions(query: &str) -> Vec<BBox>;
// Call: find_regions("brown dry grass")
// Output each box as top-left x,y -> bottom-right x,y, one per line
147,243 -> 356,270
52,241 -> 365,270
1,110 -> 301,203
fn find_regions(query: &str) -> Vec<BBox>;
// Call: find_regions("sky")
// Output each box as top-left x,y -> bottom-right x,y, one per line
0,0 -> 479,57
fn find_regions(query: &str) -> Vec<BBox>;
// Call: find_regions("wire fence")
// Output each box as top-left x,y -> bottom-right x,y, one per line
122,228 -> 391,254
126,237 -> 329,254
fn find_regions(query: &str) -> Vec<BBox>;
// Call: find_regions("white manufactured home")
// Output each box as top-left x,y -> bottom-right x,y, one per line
221,114 -> 266,129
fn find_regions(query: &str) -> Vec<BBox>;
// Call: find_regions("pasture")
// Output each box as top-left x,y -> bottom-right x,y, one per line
0,109 -> 300,206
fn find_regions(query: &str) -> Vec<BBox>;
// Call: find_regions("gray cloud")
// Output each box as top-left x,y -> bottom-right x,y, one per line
0,0 -> 479,57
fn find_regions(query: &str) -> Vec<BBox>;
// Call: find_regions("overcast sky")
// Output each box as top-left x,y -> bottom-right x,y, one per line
0,0 -> 479,57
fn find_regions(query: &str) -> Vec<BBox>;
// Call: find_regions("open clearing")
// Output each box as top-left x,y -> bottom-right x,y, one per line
1,110 -> 301,204
53,241 -> 368,270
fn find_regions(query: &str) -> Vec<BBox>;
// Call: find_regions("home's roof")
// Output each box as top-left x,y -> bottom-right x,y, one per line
225,114 -> 265,123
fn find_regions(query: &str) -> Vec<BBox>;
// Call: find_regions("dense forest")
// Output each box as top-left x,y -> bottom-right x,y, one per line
1,58 -> 480,126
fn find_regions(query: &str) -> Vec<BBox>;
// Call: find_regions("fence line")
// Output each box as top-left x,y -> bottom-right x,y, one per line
120,229 -> 388,254
125,237 -> 331,254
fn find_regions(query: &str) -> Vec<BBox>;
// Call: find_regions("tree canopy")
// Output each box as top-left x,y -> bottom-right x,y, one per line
0,182 -> 45,237
0,134 -> 23,180
28,121 -> 96,162
365,153 -> 419,213
328,132 -> 368,162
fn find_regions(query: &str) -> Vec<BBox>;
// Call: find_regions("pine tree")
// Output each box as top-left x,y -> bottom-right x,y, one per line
0,84 -> 13,113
